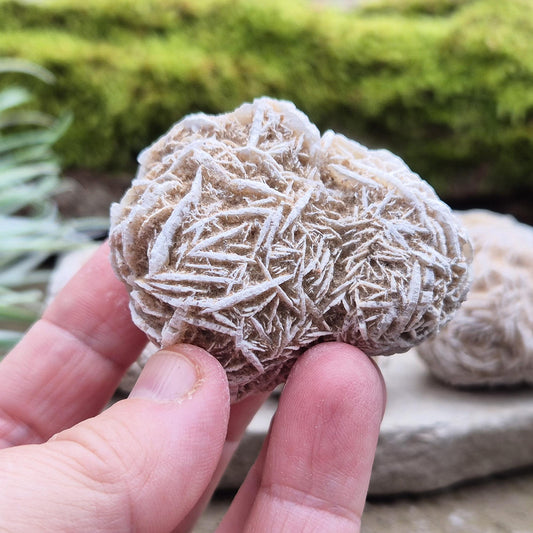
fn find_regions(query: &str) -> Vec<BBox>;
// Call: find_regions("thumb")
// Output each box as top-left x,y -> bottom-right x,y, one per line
0,345 -> 230,533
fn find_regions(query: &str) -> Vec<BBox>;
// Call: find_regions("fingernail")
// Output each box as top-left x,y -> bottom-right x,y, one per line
130,350 -> 199,402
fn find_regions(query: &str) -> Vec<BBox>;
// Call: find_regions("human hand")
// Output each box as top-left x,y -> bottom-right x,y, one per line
0,242 -> 385,532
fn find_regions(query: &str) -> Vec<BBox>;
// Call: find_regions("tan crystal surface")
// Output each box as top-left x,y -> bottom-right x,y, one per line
109,98 -> 471,400
418,209 -> 533,387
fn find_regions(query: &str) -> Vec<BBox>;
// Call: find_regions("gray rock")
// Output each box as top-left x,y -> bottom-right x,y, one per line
371,351 -> 533,494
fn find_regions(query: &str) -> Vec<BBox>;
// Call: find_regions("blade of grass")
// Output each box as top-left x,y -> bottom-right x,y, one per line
0,59 -> 55,84
0,180 -> 61,215
0,330 -> 24,352
0,162 -> 60,189
0,115 -> 72,155
0,87 -> 32,114
0,110 -> 55,129
0,252 -> 49,287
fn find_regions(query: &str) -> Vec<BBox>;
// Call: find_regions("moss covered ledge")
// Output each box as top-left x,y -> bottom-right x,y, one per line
0,0 -> 531,199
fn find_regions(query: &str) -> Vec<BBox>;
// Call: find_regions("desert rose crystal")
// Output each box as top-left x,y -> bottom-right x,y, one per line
109,98 -> 472,400
418,210 -> 533,387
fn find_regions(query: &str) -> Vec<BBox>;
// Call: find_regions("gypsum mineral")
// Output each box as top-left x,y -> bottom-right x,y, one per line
418,209 -> 533,387
109,97 -> 472,401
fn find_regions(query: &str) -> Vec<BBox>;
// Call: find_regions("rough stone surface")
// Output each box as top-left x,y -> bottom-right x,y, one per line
418,210 -> 533,387
219,350 -> 533,495
372,351 -> 533,494
109,97 -> 472,401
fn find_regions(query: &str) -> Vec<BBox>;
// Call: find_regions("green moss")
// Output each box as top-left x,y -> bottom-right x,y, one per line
0,0 -> 531,198
360,0 -> 475,17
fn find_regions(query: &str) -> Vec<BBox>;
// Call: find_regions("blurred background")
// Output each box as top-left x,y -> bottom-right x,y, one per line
0,0 -> 532,530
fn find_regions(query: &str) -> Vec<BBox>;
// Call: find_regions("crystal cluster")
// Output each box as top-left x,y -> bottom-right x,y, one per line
110,98 -> 471,400
418,210 -> 533,387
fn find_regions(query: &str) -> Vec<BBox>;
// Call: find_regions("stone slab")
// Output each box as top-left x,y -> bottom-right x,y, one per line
371,352 -> 533,494
220,351 -> 533,495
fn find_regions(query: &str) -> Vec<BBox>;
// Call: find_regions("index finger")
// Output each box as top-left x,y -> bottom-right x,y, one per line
219,343 -> 386,532
0,241 -> 147,448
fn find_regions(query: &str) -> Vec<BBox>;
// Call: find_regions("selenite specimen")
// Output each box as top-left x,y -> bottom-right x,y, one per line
418,210 -> 533,387
109,97 -> 472,400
